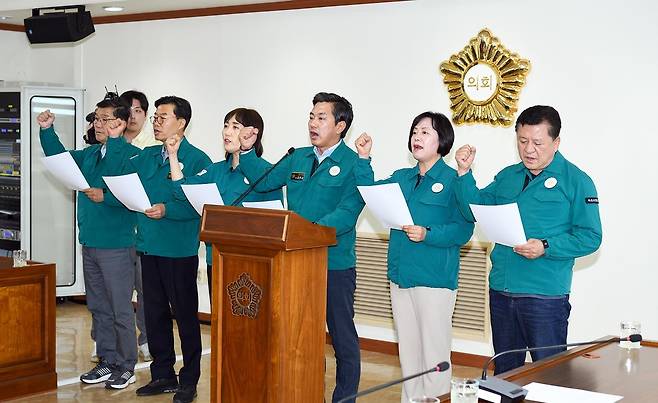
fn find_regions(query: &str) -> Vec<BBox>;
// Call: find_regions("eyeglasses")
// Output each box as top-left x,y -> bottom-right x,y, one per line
93,116 -> 118,125
149,115 -> 174,124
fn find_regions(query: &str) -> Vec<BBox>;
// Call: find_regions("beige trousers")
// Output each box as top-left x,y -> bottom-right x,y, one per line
390,282 -> 457,402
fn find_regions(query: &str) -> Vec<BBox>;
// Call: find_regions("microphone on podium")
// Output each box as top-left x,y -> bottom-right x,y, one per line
479,334 -> 642,403
336,361 -> 449,403
231,147 -> 295,207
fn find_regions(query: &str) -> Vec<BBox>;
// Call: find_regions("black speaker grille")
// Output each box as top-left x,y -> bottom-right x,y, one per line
24,11 -> 95,44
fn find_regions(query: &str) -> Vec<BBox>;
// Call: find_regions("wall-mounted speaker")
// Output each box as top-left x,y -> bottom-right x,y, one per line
24,6 -> 95,44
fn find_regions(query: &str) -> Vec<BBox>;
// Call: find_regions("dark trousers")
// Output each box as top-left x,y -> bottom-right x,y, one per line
326,268 -> 361,403
141,254 -> 201,386
489,289 -> 571,375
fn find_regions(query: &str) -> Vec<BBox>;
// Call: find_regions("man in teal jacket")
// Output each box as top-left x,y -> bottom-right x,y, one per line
238,93 -> 365,403
453,105 -> 602,374
127,96 -> 211,403
38,97 -> 141,389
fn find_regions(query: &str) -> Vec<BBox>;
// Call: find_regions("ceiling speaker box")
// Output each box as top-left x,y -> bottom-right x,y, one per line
24,6 -> 95,44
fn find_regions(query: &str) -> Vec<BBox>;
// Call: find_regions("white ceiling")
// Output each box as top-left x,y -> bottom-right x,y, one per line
0,0 -> 288,23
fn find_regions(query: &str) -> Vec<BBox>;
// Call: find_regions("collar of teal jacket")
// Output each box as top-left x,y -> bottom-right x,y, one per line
224,153 -> 240,173
512,150 -> 567,176
105,135 -> 129,155
407,157 -> 449,181
302,140 -> 349,164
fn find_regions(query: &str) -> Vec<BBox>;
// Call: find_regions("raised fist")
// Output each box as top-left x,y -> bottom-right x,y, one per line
238,126 -> 259,151
455,144 -> 477,176
107,119 -> 126,138
354,132 -> 373,159
165,135 -> 182,156
36,110 -> 55,129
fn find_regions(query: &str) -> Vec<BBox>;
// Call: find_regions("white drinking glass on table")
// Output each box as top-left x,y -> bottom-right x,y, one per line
619,321 -> 641,349
12,249 -> 27,267
450,378 -> 479,403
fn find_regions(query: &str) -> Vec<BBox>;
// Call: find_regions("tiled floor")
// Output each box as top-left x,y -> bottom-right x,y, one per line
11,301 -> 481,402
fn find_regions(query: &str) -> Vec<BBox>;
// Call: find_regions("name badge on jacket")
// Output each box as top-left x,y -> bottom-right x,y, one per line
291,172 -> 305,181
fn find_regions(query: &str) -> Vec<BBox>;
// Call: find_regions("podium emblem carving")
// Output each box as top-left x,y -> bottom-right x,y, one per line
227,272 -> 263,319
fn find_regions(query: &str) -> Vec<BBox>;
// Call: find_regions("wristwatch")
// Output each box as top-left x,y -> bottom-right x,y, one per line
541,239 -> 549,249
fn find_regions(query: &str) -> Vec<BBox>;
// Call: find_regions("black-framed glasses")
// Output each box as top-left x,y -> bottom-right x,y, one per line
93,116 -> 118,125
149,115 -> 173,124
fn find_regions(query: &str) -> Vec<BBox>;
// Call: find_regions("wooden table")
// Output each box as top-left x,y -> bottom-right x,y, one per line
440,338 -> 658,402
0,258 -> 57,401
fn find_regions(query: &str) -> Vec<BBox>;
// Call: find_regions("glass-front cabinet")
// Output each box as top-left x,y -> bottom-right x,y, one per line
0,84 -> 85,296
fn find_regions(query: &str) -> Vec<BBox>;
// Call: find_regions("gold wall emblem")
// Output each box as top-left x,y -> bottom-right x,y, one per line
440,29 -> 530,126
227,272 -> 263,319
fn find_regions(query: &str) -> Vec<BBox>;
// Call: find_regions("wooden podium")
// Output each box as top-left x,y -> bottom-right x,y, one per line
200,205 -> 336,403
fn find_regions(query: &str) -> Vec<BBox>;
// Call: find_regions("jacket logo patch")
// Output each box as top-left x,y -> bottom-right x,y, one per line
585,197 -> 599,204
290,172 -> 305,181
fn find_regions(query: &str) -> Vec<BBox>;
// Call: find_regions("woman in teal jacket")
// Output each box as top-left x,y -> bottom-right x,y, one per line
167,108 -> 282,302
354,112 -> 473,401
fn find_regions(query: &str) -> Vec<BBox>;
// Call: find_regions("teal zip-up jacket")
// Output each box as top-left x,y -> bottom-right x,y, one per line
172,154 -> 283,266
39,126 -> 140,248
240,141 -> 365,270
125,137 -> 212,257
355,157 -> 473,289
454,151 -> 602,295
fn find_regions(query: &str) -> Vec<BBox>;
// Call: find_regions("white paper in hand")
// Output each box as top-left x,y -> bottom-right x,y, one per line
103,173 -> 151,213
358,183 -> 414,229
181,183 -> 224,215
41,152 -> 90,191
469,203 -> 527,247
241,200 -> 285,210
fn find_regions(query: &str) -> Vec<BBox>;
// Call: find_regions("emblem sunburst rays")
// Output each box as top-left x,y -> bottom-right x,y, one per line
440,29 -> 531,127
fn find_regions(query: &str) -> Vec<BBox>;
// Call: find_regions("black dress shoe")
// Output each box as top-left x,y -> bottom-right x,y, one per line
173,384 -> 197,403
135,377 -> 179,396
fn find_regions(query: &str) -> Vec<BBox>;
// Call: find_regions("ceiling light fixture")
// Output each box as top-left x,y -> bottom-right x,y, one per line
103,6 -> 124,12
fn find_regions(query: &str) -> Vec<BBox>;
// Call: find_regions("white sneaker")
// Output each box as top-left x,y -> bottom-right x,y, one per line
91,341 -> 99,363
105,369 -> 136,389
139,343 -> 153,362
